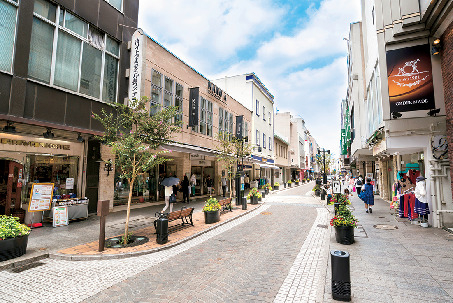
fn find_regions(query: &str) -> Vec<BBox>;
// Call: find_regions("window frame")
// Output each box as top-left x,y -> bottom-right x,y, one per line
263,106 -> 266,121
263,133 -> 266,149
256,130 -> 260,146
255,100 -> 259,116
0,0 -> 19,74
28,1 -> 120,103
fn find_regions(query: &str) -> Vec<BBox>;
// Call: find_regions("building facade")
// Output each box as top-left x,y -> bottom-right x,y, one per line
0,0 -> 138,218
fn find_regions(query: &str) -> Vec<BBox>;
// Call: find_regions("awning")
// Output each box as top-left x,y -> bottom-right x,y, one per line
256,163 -> 280,169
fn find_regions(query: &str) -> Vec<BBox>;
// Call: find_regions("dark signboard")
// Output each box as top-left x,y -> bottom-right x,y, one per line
236,115 -> 243,140
386,44 -> 435,113
189,87 -> 199,127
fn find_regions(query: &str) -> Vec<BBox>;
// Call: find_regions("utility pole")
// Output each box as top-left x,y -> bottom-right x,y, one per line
318,148 -> 330,184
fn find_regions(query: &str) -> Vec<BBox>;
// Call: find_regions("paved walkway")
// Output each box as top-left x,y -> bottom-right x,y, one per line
321,192 -> 453,302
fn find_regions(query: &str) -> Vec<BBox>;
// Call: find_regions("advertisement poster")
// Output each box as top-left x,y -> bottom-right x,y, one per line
386,44 -> 435,113
66,178 -> 74,190
53,206 -> 69,227
28,183 -> 54,212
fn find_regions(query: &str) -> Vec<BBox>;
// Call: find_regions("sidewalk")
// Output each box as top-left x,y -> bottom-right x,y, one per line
323,193 -> 453,302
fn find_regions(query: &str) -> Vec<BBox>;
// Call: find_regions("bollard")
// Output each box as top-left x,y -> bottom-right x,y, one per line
331,250 -> 351,302
155,212 -> 168,244
242,197 -> 247,210
261,191 -> 266,198
321,190 -> 326,200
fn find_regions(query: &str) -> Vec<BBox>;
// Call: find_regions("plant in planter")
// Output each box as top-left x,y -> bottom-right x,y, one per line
330,194 -> 351,206
312,184 -> 321,196
0,215 -> 31,261
295,179 -> 300,185
264,183 -> 272,193
247,187 -> 261,204
330,204 -> 358,245
287,180 -> 292,187
273,182 -> 280,190
203,197 -> 221,224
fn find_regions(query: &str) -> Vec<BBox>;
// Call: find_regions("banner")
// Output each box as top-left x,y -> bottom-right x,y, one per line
341,129 -> 347,155
236,115 -> 243,140
189,87 -> 199,127
386,44 -> 435,113
128,30 -> 144,104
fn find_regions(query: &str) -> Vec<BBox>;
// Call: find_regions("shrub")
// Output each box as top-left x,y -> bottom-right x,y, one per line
202,197 -> 221,212
0,215 -> 31,240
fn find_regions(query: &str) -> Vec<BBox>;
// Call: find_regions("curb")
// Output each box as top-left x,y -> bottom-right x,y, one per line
0,253 -> 49,271
49,203 -> 265,261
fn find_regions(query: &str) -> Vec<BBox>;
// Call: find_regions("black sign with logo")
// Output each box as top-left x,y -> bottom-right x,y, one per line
189,87 -> 199,127
236,115 -> 243,140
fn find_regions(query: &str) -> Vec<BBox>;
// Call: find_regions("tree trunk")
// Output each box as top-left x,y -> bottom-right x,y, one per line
123,178 -> 134,245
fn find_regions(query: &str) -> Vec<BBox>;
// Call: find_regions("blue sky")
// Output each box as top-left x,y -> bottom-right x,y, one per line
138,0 -> 362,157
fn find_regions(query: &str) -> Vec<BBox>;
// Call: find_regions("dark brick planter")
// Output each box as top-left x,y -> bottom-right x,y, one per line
250,196 -> 258,204
0,235 -> 29,262
204,210 -> 220,224
335,226 -> 355,245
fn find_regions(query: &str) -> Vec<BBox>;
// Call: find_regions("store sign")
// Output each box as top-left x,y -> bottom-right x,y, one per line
53,206 -> 69,227
236,115 -> 243,140
191,160 -> 212,167
386,44 -> 435,113
0,138 -> 70,150
66,178 -> 74,190
189,87 -> 199,127
207,81 -> 224,101
128,30 -> 143,104
28,183 -> 54,212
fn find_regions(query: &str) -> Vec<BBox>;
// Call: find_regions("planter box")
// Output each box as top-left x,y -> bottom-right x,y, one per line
274,186 -> 279,191
265,188 -> 269,195
288,183 -> 292,187
284,184 -> 286,188
315,190 -> 321,196
204,210 -> 220,224
261,192 -> 266,198
251,196 -> 258,205
335,226 -> 355,245
0,235 -> 29,262
295,182 -> 299,186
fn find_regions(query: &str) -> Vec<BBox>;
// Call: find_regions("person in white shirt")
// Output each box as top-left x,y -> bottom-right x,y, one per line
161,186 -> 173,213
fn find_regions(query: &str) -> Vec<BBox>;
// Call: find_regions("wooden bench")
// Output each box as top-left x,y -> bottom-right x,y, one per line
218,198 -> 232,212
154,207 -> 194,230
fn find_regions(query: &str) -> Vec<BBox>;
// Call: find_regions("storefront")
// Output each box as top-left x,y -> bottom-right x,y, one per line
0,133 -> 85,223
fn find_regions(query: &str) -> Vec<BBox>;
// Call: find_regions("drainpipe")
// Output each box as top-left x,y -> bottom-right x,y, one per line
430,160 -> 449,228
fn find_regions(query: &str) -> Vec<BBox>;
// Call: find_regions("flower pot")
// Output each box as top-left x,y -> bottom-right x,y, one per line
265,188 -> 269,195
204,210 -> 220,224
0,235 -> 29,262
258,197 -> 262,202
284,184 -> 286,188
274,186 -> 279,191
335,226 -> 355,245
295,182 -> 299,186
251,196 -> 258,205
315,190 -> 320,196
261,192 -> 265,198
288,183 -> 292,187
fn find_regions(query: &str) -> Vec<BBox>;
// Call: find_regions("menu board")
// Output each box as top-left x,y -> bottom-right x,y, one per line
28,183 -> 54,212
66,178 -> 74,190
53,206 -> 69,227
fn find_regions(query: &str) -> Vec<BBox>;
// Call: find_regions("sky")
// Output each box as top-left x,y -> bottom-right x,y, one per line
138,0 -> 362,157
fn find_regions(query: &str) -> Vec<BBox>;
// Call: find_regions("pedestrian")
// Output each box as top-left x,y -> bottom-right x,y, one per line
206,175 -> 213,195
181,175 -> 190,203
359,178 -> 374,213
244,174 -> 250,189
161,185 -> 173,213
221,175 -> 227,197
355,175 -> 363,195
190,173 -> 197,196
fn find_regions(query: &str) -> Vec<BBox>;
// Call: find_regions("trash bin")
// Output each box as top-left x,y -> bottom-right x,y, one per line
155,212 -> 168,244
331,250 -> 351,301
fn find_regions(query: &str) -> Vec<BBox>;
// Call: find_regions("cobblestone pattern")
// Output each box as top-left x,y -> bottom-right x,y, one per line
85,203 -> 319,302
274,208 -> 330,303
0,205 -> 271,303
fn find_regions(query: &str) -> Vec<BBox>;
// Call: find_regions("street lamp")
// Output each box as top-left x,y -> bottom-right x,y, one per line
317,148 -> 330,184
235,115 -> 246,210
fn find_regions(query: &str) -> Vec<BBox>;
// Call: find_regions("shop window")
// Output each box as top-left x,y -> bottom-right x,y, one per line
175,82 -> 183,124
25,155 -> 79,199
28,1 -> 120,103
0,0 -> 18,73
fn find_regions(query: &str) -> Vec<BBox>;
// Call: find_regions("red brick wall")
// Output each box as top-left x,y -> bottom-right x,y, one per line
441,21 -> 453,192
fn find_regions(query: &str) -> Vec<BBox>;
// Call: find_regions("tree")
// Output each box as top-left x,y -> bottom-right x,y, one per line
215,132 -> 252,200
93,97 -> 181,244
316,152 -> 334,175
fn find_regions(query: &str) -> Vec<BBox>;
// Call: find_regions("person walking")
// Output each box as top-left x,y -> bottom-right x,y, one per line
206,175 -> 213,196
181,175 -> 190,203
355,175 -> 363,195
359,178 -> 374,213
190,173 -> 196,196
161,185 -> 174,213
221,176 -> 227,197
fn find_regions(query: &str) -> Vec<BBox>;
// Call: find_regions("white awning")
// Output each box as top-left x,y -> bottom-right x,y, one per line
257,163 -> 280,169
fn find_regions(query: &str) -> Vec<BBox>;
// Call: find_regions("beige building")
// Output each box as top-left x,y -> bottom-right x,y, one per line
117,29 -> 252,204
274,132 -> 290,185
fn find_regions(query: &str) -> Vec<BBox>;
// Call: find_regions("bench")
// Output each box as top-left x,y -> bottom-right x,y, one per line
154,207 -> 194,230
218,198 -> 232,212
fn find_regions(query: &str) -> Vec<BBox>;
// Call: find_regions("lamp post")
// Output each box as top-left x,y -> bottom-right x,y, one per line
317,148 -> 330,185
235,115 -> 246,210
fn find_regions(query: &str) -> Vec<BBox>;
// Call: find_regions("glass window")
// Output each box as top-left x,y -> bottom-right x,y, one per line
256,130 -> 260,146
263,106 -> 266,121
164,91 -> 172,108
102,54 -> 118,103
54,31 -> 81,91
34,0 -> 56,22
263,134 -> 266,149
256,100 -> 259,116
219,108 -> 224,135
207,101 -> 213,137
106,0 -> 122,11
269,112 -> 271,125
0,0 -> 17,73
269,137 -> 272,150
106,36 -> 119,56
151,69 -> 162,87
80,43 -> 102,98
244,121 -> 248,140
150,70 -> 162,115
175,83 -> 183,123
28,17 -> 54,83
224,110 -> 229,136
87,26 -> 104,49
229,113 -> 233,139
200,98 -> 207,135
64,12 -> 87,38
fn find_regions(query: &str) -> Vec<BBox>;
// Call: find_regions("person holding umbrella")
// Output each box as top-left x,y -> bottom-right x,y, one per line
160,176 -> 180,213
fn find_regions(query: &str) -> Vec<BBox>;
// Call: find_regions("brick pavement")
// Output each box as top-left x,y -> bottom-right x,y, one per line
322,193 -> 453,303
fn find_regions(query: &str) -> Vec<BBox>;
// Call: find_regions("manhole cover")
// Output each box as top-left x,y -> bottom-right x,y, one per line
374,224 -> 398,230
261,212 -> 272,215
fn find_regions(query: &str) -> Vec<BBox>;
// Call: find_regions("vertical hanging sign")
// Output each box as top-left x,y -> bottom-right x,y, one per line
189,87 -> 199,127
236,115 -> 243,139
128,29 -> 144,106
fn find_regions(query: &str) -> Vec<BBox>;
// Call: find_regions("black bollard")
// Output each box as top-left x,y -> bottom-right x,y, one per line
331,250 -> 351,301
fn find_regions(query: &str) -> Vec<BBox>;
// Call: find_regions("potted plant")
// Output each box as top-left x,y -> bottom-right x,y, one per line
312,184 -> 321,196
247,187 -> 261,204
295,179 -> 300,186
287,180 -> 292,187
0,215 -> 31,261
273,182 -> 280,190
203,197 -> 221,224
330,204 -> 358,245
264,183 -> 272,194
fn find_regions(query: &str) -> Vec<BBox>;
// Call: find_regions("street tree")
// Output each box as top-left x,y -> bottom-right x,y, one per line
93,97 -> 181,244
215,133 -> 252,200
316,152 -> 334,175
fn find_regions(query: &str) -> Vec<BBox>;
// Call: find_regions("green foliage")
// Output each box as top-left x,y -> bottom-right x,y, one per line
246,187 -> 261,199
312,184 -> 321,191
0,215 -> 30,240
330,204 -> 358,228
203,197 -> 221,212
274,182 -> 280,187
